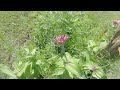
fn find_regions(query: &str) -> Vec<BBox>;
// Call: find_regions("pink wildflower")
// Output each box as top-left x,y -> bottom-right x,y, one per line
90,65 -> 96,71
53,35 -> 69,44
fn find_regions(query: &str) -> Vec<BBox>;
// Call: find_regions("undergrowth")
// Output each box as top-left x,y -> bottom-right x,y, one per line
1,11 -> 120,79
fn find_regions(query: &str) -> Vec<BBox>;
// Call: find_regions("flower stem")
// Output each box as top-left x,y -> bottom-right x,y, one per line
61,44 -> 68,65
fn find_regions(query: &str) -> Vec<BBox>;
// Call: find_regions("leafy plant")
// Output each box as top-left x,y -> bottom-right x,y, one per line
2,11 -> 119,79
0,64 -> 17,79
13,47 -> 41,79
83,60 -> 105,79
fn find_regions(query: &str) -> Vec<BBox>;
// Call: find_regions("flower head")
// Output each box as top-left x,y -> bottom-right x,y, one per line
53,35 -> 69,44
90,65 -> 97,71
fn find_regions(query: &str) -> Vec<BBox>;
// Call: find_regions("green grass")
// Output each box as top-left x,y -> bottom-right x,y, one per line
0,11 -> 31,78
107,57 -> 120,79
1,11 -> 120,79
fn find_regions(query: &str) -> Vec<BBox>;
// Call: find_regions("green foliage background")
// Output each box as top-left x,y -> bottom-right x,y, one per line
1,11 -> 120,79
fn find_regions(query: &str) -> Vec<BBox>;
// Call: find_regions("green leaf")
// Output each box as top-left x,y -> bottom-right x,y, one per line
92,72 -> 99,79
83,60 -> 95,70
83,60 -> 104,79
63,52 -> 72,62
58,69 -> 71,79
93,68 -> 104,78
72,57 -> 80,64
63,52 -> 83,78
23,63 -> 33,78
36,60 -> 42,65
25,48 -> 29,54
53,68 -> 65,76
82,51 -> 90,61
56,58 -> 64,67
31,48 -> 37,55
0,64 -> 17,79
30,62 -> 34,75
68,71 -> 73,78
47,55 -> 59,61
65,63 -> 83,79
93,47 -> 99,52
17,62 -> 29,77
99,41 -> 107,49
63,52 -> 79,64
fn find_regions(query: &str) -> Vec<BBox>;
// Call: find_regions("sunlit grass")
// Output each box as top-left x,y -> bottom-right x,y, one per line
1,11 -> 120,79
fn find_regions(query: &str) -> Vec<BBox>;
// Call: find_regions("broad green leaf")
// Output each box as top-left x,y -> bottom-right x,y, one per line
92,70 -> 104,79
63,52 -> 72,62
72,57 -> 80,64
67,70 -> 73,78
0,64 -> 17,79
53,68 -> 65,76
65,63 -> 82,78
22,63 -> 33,78
92,72 -> 99,79
83,60 -> 104,79
63,52 -> 79,64
58,69 -> 71,79
56,58 -> 64,67
17,62 -> 29,77
30,63 -> 34,75
94,68 -> 104,78
63,52 -> 83,78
